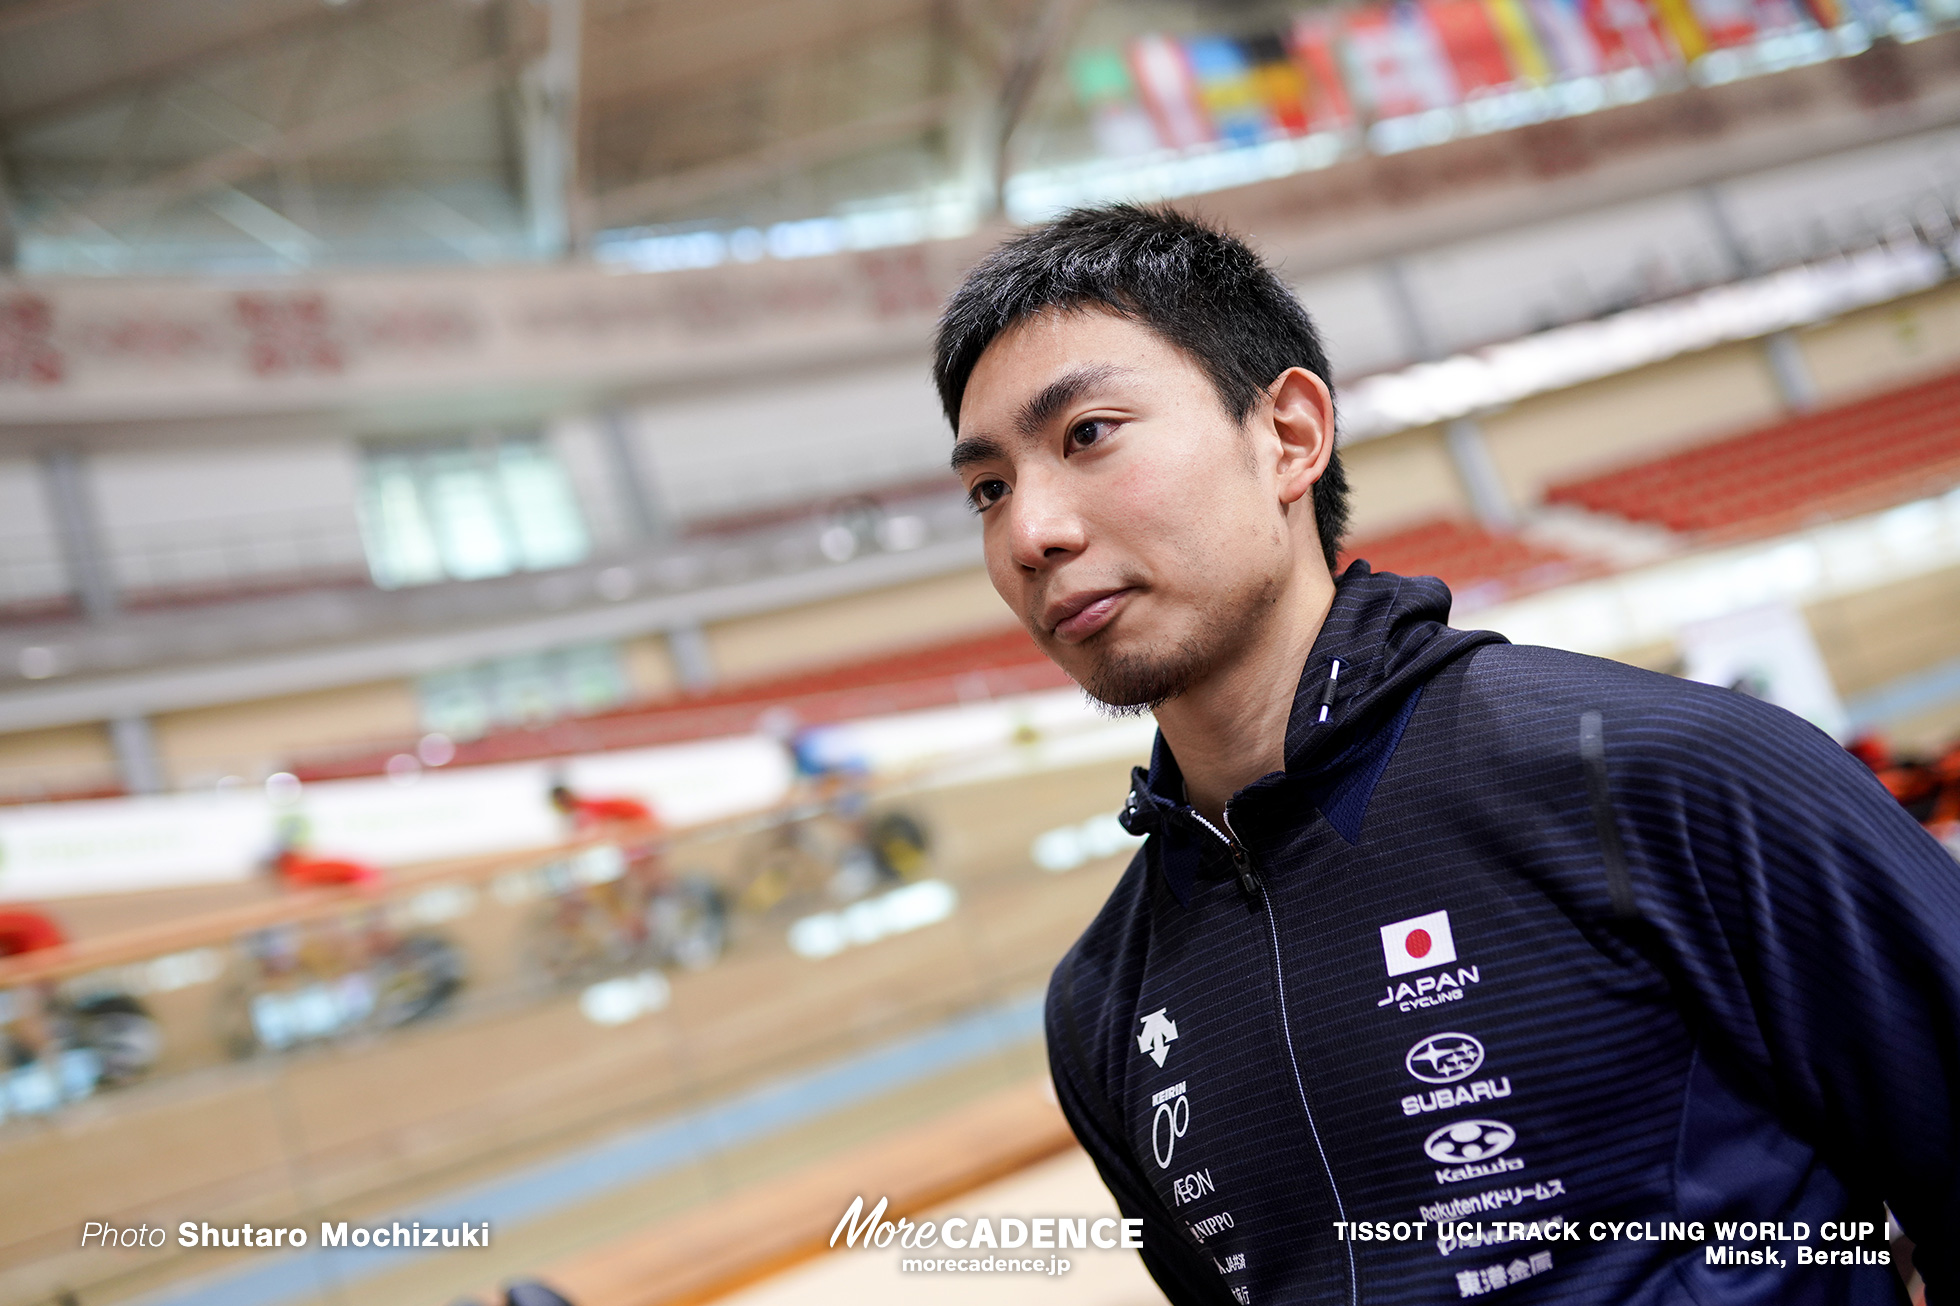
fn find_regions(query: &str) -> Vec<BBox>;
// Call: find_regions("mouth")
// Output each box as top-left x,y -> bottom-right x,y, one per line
1044,588 -> 1134,645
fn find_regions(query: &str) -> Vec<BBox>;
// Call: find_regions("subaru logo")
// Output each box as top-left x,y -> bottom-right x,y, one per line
1423,1119 -> 1516,1164
1405,1032 -> 1485,1084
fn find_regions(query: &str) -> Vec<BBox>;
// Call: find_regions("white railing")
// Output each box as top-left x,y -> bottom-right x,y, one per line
0,508 -> 368,611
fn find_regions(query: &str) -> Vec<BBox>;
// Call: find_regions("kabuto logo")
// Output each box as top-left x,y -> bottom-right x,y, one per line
1137,1008 -> 1179,1068
1405,1032 -> 1484,1084
1423,1119 -> 1516,1165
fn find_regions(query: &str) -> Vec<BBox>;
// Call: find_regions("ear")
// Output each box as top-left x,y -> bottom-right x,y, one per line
1269,367 -> 1335,507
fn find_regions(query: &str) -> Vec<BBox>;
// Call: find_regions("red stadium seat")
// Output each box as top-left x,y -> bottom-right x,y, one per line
1546,368 -> 1960,540
1338,518 -> 1600,606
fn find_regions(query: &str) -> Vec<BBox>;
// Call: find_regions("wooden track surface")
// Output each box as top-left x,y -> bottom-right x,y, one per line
525,1076 -> 1077,1306
0,821 -> 666,988
0,720 -> 1129,989
0,755 -> 1143,1306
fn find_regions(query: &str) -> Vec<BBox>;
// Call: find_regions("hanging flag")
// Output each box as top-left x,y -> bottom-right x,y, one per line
1342,5 -> 1418,118
1289,13 -> 1359,130
1688,0 -> 1761,46
1581,0 -> 1681,68
1526,0 -> 1605,76
1242,31 -> 1313,135
1343,2 -> 1459,119
1128,33 -> 1213,150
1396,0 -> 1465,107
1484,0 -> 1557,82
1789,0 -> 1842,29
1651,0 -> 1712,58
1424,0 -> 1521,93
1183,34 -> 1274,146
1749,0 -> 1814,30
1069,48 -> 1161,156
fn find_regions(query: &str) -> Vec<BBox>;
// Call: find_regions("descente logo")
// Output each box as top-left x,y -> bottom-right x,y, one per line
830,1197 -> 1142,1252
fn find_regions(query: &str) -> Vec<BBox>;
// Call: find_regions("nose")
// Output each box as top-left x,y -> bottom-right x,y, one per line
1001,470 -> 1088,573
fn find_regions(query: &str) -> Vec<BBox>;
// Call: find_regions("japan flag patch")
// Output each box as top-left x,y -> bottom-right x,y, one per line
1380,909 -> 1457,977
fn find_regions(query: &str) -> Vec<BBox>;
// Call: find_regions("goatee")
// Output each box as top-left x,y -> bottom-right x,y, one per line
1074,632 -> 1211,718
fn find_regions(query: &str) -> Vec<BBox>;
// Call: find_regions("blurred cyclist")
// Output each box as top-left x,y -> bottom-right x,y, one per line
267,817 -> 383,890
549,783 -> 658,833
0,907 -> 67,1063
0,908 -> 66,958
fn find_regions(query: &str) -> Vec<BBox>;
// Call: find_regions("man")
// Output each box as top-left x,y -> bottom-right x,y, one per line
933,205 -> 1953,1305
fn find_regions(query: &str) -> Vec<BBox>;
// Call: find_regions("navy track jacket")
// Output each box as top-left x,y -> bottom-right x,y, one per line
1046,563 -> 1957,1306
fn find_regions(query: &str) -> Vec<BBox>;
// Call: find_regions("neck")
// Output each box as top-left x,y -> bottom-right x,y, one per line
1154,564 -> 1336,827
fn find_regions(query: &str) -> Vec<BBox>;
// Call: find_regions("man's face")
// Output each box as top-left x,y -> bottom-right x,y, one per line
951,309 -> 1309,711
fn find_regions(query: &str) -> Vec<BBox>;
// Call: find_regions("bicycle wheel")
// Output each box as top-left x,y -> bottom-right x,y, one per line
372,933 -> 466,1028
71,993 -> 163,1083
523,896 -> 610,987
646,876 -> 729,971
732,832 -> 829,915
869,811 -> 932,882
210,974 -> 262,1059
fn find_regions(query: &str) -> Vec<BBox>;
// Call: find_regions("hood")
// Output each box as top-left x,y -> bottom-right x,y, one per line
1119,562 -> 1506,903
1278,561 -> 1504,779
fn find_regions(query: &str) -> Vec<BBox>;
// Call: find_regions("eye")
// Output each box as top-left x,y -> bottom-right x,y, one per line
1067,418 -> 1118,453
966,478 -> 1008,513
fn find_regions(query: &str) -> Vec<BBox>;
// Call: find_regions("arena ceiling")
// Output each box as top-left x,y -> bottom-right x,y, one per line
0,0 -> 1288,272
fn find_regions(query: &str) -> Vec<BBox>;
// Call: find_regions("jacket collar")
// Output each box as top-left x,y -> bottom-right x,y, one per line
1118,563 -> 1505,905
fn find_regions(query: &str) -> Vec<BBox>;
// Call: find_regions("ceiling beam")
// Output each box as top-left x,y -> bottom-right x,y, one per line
582,14 -> 927,130
582,0 -> 924,109
0,0 -> 439,136
935,0 -> 1013,81
0,152 -> 17,267
520,0 -> 583,254
41,47 -> 536,237
590,93 -> 954,231
990,0 -> 1094,202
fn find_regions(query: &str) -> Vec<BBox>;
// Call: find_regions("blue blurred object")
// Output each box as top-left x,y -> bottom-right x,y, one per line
789,726 -> 870,780
1181,35 -> 1273,146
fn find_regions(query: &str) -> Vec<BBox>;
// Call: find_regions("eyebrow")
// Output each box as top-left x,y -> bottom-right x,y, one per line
1014,363 -> 1125,438
950,433 -> 1006,473
948,363 -> 1132,473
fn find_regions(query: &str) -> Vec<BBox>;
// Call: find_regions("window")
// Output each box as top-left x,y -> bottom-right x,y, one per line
358,434 -> 589,588
417,644 -> 630,740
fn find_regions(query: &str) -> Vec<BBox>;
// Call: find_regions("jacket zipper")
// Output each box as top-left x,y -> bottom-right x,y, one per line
1186,809 -> 1263,905
1214,805 -> 1359,1306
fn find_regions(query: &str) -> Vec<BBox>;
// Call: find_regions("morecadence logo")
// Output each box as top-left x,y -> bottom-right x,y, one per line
830,1196 -> 1142,1276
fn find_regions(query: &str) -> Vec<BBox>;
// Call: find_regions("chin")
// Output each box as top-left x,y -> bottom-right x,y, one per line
1069,635 -> 1210,715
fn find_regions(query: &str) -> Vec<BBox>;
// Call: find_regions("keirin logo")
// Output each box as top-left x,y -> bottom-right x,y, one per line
1151,1082 -> 1189,1169
1405,1032 -> 1485,1084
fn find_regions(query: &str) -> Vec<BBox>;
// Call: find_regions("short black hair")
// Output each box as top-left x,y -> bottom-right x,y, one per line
932,204 -> 1349,570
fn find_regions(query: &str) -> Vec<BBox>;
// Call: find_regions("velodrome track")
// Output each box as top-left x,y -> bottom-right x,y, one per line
0,751 -> 1150,1306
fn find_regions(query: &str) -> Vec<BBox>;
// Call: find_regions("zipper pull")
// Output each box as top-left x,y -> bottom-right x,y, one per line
1190,807 -> 1263,907
1229,842 -> 1263,906
1221,811 -> 1263,907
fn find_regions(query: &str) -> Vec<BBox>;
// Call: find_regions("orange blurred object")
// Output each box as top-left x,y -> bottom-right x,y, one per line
1845,734 -> 1892,772
0,908 -> 66,957
274,849 -> 383,889
550,785 -> 657,833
